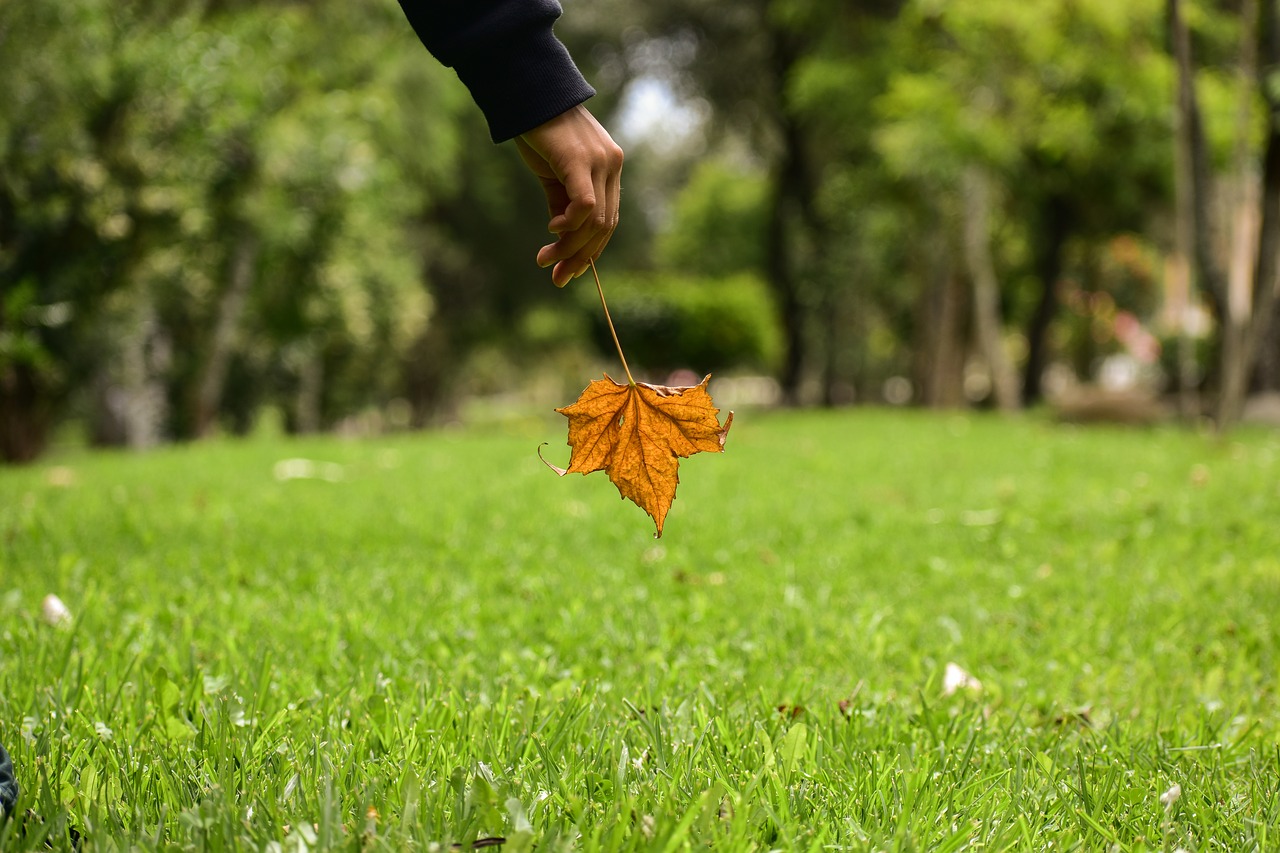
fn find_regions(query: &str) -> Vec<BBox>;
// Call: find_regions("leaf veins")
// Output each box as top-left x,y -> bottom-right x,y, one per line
544,374 -> 732,537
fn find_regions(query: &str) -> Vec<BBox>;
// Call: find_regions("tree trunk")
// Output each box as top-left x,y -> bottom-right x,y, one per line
1223,0 -> 1280,425
1022,197 -> 1070,405
766,175 -> 807,405
1171,0 -> 1230,412
1173,0 -> 1228,326
1170,0 -> 1211,418
914,228 -> 967,408
1215,0 -> 1261,428
192,233 -> 258,438
1242,118 -> 1280,399
763,16 -> 828,406
961,168 -> 1020,411
1258,299 -> 1280,391
89,295 -> 169,449
819,281 -> 854,406
0,364 -> 53,463
0,286 -> 53,462
295,352 -> 324,434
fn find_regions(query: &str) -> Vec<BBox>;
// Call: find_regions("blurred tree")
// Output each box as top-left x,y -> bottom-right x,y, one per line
597,0 -> 1180,409
657,159 -> 769,278
595,0 -> 903,404
0,0 -> 464,458
195,1 -> 459,434
1194,0 -> 1280,428
872,0 -> 1175,406
1,0 -> 159,459
577,271 -> 781,377
11,0 -> 1280,461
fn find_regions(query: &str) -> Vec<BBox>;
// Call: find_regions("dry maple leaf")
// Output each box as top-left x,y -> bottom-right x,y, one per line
544,373 -> 732,537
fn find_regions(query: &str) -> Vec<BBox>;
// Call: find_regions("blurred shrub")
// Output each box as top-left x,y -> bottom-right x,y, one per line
657,159 -> 768,277
1156,333 -> 1212,394
578,272 -> 781,377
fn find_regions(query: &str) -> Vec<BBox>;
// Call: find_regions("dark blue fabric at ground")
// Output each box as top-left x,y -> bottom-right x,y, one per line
0,741 -> 16,817
396,0 -> 595,142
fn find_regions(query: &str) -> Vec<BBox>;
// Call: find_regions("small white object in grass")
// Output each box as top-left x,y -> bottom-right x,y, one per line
1160,783 -> 1182,806
41,593 -> 72,627
942,662 -> 982,696
505,798 -> 532,834
272,458 -> 345,482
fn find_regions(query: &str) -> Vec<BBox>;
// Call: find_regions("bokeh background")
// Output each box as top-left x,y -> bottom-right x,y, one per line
4,0 -> 1280,463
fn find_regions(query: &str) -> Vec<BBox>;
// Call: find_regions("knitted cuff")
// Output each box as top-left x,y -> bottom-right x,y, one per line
451,24 -> 595,142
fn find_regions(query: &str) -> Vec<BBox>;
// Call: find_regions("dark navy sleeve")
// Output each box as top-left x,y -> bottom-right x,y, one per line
396,0 -> 596,143
0,741 -> 17,817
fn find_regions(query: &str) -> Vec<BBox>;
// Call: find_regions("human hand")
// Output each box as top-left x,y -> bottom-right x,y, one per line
516,104 -> 624,287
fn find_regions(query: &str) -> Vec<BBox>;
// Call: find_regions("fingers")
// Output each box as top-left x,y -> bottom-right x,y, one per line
548,167 -> 596,235
542,191 -> 610,286
536,193 -> 597,270
538,153 -> 620,286
518,105 -> 623,287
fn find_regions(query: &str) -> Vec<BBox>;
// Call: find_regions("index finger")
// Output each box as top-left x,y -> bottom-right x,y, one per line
549,166 -> 597,234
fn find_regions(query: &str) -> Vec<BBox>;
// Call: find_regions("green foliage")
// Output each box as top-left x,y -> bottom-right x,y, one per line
0,283 -> 60,381
5,0 -> 1277,456
657,159 -> 769,277
0,0 -> 466,453
2,414 -> 1279,848
581,272 -> 782,376
871,0 -> 1177,201
766,0 -> 1237,401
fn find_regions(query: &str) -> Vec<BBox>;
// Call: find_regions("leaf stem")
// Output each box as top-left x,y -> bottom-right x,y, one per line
589,259 -> 635,386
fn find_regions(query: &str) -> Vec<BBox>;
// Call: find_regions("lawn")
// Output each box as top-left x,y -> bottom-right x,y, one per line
1,409 -> 1278,851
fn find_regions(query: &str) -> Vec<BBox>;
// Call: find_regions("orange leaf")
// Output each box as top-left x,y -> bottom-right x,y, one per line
545,373 -> 733,537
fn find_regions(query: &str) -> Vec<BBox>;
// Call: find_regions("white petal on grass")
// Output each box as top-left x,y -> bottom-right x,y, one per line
505,798 -> 532,834
960,508 -> 1001,527
41,594 -> 72,627
1160,783 -> 1182,806
942,662 -> 983,696
273,458 -> 345,482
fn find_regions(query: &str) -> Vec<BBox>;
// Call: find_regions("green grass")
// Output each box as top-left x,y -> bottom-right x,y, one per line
2,409 -> 1279,851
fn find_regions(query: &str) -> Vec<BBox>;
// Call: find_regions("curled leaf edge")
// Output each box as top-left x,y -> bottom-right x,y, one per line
537,442 -> 569,477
